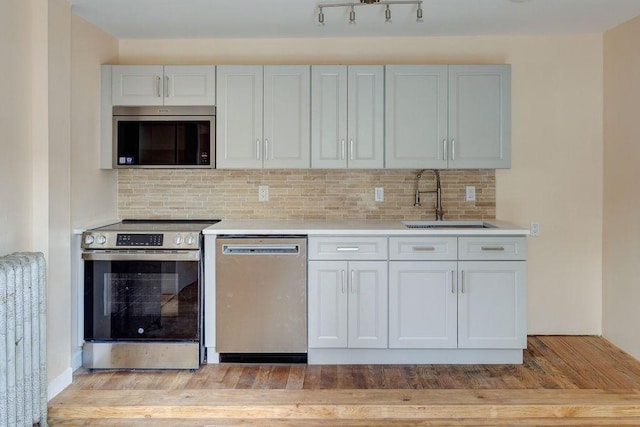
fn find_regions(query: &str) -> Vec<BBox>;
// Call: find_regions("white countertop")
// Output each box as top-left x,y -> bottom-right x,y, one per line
203,219 -> 530,236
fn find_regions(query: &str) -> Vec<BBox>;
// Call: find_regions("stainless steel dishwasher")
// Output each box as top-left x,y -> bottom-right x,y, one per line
215,236 -> 307,363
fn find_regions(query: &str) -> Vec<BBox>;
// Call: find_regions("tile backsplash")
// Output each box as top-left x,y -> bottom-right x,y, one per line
118,169 -> 495,221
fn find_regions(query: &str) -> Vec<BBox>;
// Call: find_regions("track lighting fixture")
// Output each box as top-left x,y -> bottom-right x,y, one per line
317,0 -> 423,25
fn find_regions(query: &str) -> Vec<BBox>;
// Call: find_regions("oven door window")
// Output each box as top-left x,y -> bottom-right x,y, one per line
84,260 -> 199,341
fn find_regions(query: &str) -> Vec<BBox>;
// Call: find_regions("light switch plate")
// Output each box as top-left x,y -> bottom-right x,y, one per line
375,187 -> 384,202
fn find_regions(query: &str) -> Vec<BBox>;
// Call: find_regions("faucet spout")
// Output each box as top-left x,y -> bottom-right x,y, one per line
414,169 -> 444,220
434,170 -> 443,221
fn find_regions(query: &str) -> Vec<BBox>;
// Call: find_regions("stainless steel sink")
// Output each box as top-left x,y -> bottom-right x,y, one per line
402,220 -> 495,229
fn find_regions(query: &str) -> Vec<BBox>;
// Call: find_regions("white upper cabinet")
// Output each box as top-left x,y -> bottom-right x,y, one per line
385,65 -> 448,169
385,64 -> 511,169
448,65 -> 511,169
216,65 -> 310,169
111,65 -> 215,106
311,65 -> 384,168
263,66 -> 311,169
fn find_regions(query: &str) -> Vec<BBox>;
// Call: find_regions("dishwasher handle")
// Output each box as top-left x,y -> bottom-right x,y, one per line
222,244 -> 301,255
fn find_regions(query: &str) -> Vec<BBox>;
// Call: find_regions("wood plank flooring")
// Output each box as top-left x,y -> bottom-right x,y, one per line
48,336 -> 640,426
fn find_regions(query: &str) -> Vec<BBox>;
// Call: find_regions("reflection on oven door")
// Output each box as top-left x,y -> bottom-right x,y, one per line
85,260 -> 199,341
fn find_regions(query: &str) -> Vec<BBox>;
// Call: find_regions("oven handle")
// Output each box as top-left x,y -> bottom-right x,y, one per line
82,251 -> 200,262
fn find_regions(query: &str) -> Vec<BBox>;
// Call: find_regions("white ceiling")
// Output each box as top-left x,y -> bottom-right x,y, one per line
68,0 -> 640,39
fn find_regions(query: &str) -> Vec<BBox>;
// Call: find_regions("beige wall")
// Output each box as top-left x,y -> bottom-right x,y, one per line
47,0 -> 73,390
0,0 -> 33,255
71,15 -> 118,227
603,16 -> 640,359
119,35 -> 604,335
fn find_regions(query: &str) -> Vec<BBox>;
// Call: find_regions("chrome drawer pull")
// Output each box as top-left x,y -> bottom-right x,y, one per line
336,247 -> 359,252
412,246 -> 435,252
481,246 -> 505,251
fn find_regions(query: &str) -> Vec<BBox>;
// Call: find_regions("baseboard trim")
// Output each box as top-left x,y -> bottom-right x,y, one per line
48,366 -> 73,401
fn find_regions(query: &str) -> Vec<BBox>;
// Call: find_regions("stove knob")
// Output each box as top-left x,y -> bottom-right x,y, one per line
174,234 -> 183,245
84,234 -> 95,245
185,234 -> 196,246
95,234 -> 107,245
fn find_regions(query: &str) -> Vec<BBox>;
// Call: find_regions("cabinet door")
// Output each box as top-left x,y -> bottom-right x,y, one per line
458,261 -> 526,349
263,66 -> 310,168
308,261 -> 348,348
163,65 -> 216,106
389,261 -> 457,348
216,66 -> 263,168
385,65 -> 448,169
347,66 -> 384,169
348,261 -> 388,348
448,65 -> 511,169
311,66 -> 348,168
111,65 -> 164,106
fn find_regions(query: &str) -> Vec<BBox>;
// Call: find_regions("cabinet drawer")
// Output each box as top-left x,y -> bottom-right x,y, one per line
458,237 -> 527,261
389,237 -> 457,260
308,236 -> 388,260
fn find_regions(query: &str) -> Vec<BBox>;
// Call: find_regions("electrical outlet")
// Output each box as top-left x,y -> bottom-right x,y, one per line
258,185 -> 269,202
375,187 -> 384,202
530,222 -> 540,236
465,186 -> 476,201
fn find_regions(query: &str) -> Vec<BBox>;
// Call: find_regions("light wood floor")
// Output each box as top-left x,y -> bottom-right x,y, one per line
48,336 -> 640,426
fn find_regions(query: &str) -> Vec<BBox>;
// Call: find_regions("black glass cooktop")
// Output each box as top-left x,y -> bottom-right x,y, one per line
92,219 -> 221,233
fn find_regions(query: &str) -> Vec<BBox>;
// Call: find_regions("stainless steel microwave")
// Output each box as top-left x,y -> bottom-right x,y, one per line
113,106 -> 215,168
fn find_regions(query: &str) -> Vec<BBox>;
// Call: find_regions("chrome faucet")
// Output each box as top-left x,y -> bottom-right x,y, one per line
414,169 -> 444,221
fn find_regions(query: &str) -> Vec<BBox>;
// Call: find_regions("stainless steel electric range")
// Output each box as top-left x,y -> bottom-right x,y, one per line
81,219 -> 219,370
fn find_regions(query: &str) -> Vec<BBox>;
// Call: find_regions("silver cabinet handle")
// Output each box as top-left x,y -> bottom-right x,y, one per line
341,270 -> 346,294
336,247 -> 359,252
350,270 -> 356,293
340,140 -> 346,160
156,76 -> 161,97
264,139 -> 269,161
481,246 -> 505,251
349,140 -> 354,161
164,76 -> 169,98
443,139 -> 447,161
451,139 -> 455,160
412,246 -> 435,252
256,139 -> 261,160
451,270 -> 455,294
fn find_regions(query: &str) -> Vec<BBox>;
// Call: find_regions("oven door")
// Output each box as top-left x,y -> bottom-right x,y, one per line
83,251 -> 201,342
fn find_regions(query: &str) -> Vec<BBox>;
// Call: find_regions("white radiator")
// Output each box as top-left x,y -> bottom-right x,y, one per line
0,252 -> 47,427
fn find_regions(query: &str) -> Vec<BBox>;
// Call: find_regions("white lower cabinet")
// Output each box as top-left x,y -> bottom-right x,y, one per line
388,261 -> 457,349
388,260 -> 527,350
457,261 -> 527,349
308,235 -> 527,364
308,260 -> 388,349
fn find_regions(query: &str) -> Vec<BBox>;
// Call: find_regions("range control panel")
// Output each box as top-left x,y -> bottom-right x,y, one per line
82,231 -> 200,250
116,233 -> 163,247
